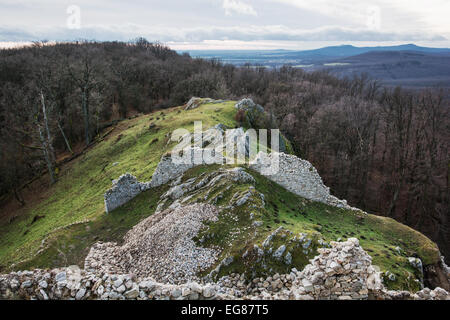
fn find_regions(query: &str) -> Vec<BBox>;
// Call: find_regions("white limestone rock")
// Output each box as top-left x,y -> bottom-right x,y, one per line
104,173 -> 150,213
250,151 -> 358,210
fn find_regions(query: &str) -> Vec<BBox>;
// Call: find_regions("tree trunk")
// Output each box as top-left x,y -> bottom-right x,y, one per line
13,188 -> 25,206
82,88 -> 90,145
58,121 -> 73,154
40,93 -> 56,164
38,124 -> 56,184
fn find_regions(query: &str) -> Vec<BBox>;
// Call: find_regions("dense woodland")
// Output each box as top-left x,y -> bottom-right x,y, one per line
0,40 -> 449,261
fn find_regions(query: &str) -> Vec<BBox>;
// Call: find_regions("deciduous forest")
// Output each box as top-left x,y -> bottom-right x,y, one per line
0,39 -> 448,261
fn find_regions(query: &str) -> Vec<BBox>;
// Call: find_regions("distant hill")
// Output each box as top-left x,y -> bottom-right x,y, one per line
280,44 -> 450,59
184,44 -> 450,63
184,44 -> 450,88
319,50 -> 450,88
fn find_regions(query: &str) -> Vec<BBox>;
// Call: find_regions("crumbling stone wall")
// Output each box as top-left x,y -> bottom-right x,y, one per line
104,98 -> 358,213
185,97 -> 227,110
249,152 -> 357,210
0,266 -> 227,300
104,174 -> 151,213
105,148 -> 359,213
149,147 -> 217,188
1,238 -> 448,300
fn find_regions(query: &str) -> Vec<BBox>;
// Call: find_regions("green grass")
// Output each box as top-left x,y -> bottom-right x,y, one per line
0,101 -> 238,270
16,184 -> 168,270
156,165 -> 439,291
250,168 -> 439,291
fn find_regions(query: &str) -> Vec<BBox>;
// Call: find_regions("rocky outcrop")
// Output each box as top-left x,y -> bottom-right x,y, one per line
185,97 -> 213,110
161,167 -> 255,203
149,147 -> 217,188
234,98 -> 277,131
104,174 -> 151,213
85,204 -> 221,284
154,166 -> 262,215
185,97 -> 227,110
235,98 -> 264,113
249,152 -> 357,210
105,148 -> 359,213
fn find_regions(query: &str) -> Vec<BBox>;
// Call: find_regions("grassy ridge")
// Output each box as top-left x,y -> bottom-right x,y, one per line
183,166 -> 439,291
0,101 -> 237,269
0,100 -> 441,292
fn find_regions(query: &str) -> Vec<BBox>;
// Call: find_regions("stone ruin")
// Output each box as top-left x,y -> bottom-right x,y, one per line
104,133 -> 357,213
1,237 -> 448,300
103,98 -> 356,213
104,174 -> 151,213
249,152 -> 357,211
185,97 -> 227,110
2,98 -> 449,300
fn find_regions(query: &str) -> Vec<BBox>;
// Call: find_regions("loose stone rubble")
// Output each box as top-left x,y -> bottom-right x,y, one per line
2,238 -> 448,300
0,265 -> 228,300
287,238 -> 380,300
85,204 -> 221,284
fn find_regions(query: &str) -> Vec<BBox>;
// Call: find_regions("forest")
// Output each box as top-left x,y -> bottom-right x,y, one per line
0,39 -> 448,262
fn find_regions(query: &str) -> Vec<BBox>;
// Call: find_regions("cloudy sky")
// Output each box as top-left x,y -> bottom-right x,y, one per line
1,0 -> 450,50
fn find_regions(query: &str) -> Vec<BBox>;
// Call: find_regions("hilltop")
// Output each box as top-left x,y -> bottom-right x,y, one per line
0,98 -> 449,300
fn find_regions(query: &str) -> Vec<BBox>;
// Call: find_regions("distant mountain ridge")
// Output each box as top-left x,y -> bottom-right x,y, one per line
184,44 -> 450,88
282,44 -> 450,59
318,50 -> 450,88
183,44 -> 450,61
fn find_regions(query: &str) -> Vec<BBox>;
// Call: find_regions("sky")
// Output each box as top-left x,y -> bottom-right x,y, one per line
1,0 -> 450,50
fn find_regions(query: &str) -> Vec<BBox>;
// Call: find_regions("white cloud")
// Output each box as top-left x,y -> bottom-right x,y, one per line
267,0 -> 370,23
222,0 -> 257,16
0,0 -> 448,46
1,23 -> 444,43
267,0 -> 450,36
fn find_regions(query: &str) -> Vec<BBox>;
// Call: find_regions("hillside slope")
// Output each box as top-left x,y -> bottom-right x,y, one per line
0,100 -> 237,270
0,99 -> 447,295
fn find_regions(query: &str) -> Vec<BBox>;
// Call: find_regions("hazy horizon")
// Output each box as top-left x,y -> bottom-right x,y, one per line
1,1 -> 449,50
2,40 -> 450,52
